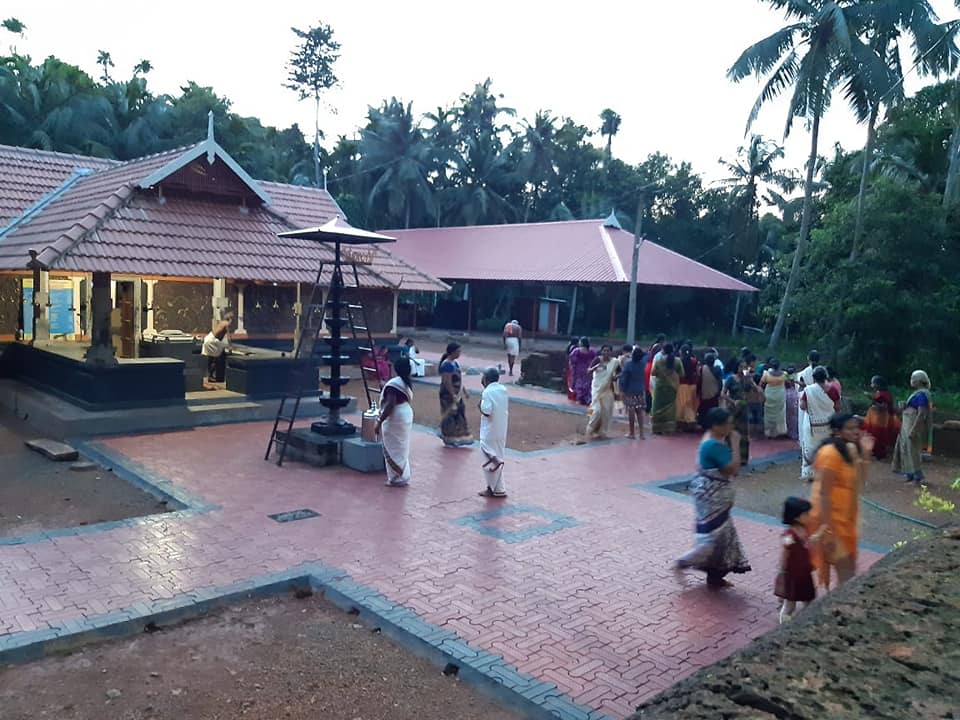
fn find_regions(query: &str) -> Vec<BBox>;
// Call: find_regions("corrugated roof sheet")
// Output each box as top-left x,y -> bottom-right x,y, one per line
0,144 -> 447,292
385,221 -> 757,292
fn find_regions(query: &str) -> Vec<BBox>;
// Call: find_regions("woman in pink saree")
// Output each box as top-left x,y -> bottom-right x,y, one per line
568,337 -> 597,406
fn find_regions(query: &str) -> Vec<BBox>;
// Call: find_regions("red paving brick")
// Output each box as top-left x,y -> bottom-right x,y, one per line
0,413 -> 881,719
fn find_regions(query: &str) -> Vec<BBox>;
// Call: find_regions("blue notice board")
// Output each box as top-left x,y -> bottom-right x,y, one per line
21,280 -> 76,339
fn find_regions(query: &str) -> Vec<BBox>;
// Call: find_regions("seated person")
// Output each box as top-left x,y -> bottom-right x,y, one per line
403,338 -> 426,377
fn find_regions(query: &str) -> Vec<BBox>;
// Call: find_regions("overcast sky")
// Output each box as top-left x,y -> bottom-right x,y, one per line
5,0 -> 959,185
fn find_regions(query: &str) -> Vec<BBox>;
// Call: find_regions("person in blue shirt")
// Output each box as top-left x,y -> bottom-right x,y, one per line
675,407 -> 752,588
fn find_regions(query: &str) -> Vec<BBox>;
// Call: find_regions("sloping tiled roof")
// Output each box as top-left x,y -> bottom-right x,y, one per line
0,144 -> 448,292
385,220 -> 757,292
0,146 -> 118,227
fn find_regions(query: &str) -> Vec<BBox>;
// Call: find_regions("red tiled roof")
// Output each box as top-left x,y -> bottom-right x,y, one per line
0,144 -> 447,292
384,220 -> 757,292
0,145 -> 118,227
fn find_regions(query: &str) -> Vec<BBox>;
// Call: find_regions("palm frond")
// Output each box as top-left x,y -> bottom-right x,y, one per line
728,24 -> 804,81
747,49 -> 800,132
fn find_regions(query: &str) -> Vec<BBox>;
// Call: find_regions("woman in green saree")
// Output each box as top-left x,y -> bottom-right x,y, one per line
651,343 -> 683,434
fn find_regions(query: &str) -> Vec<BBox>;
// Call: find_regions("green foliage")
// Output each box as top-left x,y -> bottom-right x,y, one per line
915,486 -> 956,514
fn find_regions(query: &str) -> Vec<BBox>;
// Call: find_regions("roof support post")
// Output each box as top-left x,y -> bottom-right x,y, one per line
391,289 -> 399,335
132,278 -> 144,359
234,283 -> 247,336
84,271 -> 118,367
144,279 -> 157,334
31,267 -> 50,343
212,278 -> 228,329
293,282 -> 302,352
566,285 -> 578,337
731,292 -> 743,338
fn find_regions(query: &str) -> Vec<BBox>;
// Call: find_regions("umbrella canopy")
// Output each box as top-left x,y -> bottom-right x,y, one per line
279,217 -> 395,245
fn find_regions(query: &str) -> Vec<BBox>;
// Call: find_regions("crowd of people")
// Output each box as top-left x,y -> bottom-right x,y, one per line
563,335 -> 935,617
375,334 -> 934,625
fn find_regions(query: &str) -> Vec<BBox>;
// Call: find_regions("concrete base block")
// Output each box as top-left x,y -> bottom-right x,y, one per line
280,429 -> 341,467
24,439 -> 79,461
341,437 -> 386,474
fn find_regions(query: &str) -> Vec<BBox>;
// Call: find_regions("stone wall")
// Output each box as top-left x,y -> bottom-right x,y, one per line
630,529 -> 960,720
153,281 -> 212,335
0,275 -> 21,336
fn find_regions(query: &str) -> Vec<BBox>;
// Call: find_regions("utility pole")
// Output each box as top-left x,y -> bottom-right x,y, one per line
626,183 -> 657,346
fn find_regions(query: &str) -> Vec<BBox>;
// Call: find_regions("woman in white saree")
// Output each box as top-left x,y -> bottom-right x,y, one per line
799,366 -> 841,480
585,344 -> 620,440
376,358 -> 414,487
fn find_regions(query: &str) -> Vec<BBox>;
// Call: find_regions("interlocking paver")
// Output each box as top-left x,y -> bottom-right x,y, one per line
0,413 -> 882,719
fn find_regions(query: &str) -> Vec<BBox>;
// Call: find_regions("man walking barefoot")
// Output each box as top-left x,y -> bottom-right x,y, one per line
478,367 -> 509,498
502,320 -> 522,377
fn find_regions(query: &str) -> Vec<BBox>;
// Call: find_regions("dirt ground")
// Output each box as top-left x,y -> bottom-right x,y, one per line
726,451 -> 960,549
0,591 -> 522,720
0,410 -> 168,538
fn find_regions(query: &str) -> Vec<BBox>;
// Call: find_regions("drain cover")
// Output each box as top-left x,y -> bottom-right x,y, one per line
268,508 -> 320,523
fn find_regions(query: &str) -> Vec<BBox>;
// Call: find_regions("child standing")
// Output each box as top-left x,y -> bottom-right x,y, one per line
775,497 -> 817,623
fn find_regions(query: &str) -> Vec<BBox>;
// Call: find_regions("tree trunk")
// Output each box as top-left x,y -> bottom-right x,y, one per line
313,96 -> 321,189
405,200 -> 411,230
850,105 -> 877,262
944,123 -> 960,208
768,112 -> 821,352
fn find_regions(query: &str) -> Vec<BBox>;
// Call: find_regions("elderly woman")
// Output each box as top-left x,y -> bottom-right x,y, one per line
892,370 -> 932,483
438,343 -> 473,447
761,359 -> 788,438
568,337 -> 597,406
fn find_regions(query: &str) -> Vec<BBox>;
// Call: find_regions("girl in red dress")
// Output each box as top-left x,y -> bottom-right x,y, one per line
775,496 -> 817,624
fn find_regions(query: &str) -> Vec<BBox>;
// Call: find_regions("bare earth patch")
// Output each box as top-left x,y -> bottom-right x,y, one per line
728,451 -> 960,548
0,592 -> 522,720
0,411 -> 169,538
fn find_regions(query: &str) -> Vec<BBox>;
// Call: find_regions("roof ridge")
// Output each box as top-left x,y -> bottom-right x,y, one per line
383,218 -> 601,232
0,168 -> 94,239
34,184 -> 138,269
0,143 -> 122,165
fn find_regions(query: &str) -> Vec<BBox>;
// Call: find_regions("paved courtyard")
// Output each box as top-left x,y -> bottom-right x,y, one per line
0,401 -> 881,719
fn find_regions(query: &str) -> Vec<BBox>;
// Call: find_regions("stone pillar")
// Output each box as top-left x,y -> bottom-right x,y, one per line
144,279 -> 157,333
391,289 -> 399,334
212,277 -> 228,328
84,271 -> 118,367
234,283 -> 247,335
32,268 -> 50,342
84,274 -> 93,337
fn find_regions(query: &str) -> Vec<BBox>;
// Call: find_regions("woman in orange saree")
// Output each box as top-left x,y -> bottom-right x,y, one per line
807,414 -> 874,589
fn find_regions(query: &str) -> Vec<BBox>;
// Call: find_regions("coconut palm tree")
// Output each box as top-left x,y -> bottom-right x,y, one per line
719,134 -> 798,266
728,0 -> 886,351
600,108 -> 621,159
360,98 -> 435,229
846,0 -> 959,260
519,110 -> 560,220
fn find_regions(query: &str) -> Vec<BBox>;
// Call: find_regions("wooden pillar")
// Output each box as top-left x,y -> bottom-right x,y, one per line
566,285 -> 578,337
391,289 -> 399,334
293,282 -> 302,351
132,278 -> 143,358
84,274 -> 94,337
608,291 -> 617,338
84,271 -> 118,367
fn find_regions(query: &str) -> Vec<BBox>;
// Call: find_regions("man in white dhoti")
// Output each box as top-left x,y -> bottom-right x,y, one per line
376,358 -> 414,487
799,366 -> 840,480
478,367 -> 509,498
502,320 -> 522,377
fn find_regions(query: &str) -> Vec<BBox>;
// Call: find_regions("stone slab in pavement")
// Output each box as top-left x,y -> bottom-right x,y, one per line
23,438 -> 79,462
